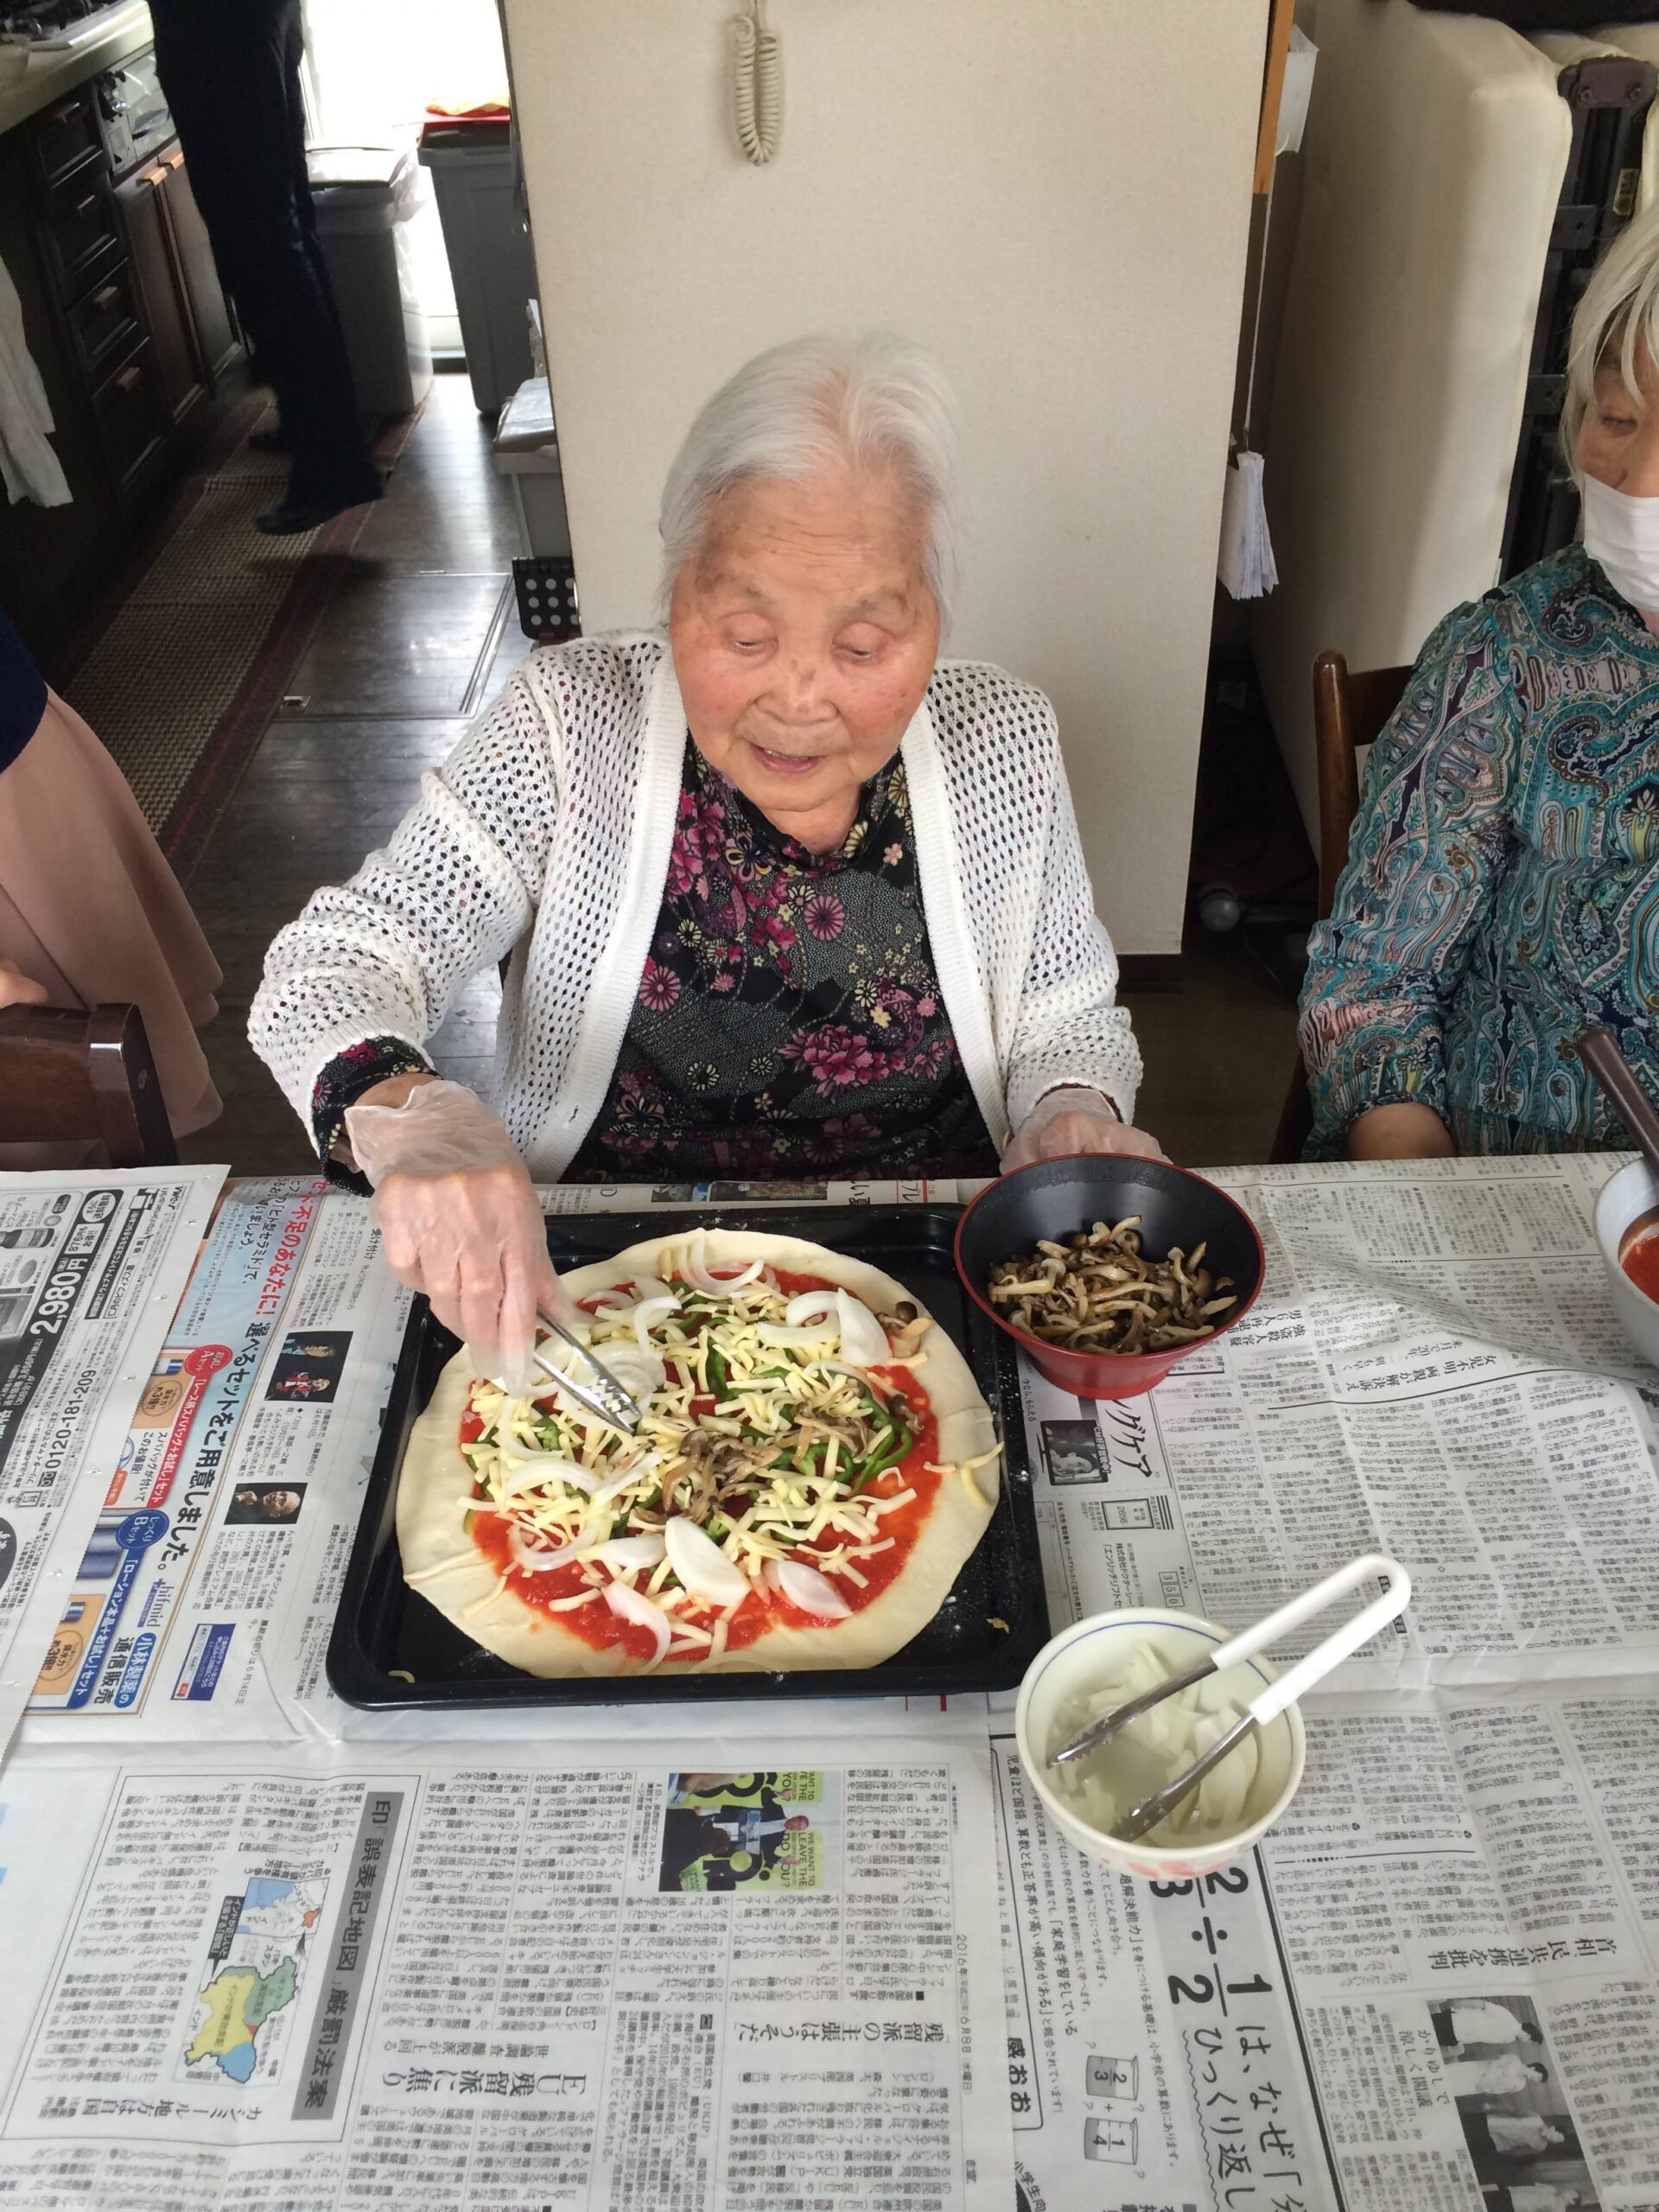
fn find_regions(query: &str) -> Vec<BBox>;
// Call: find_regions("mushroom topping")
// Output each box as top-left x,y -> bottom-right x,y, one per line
987,1217 -> 1236,1354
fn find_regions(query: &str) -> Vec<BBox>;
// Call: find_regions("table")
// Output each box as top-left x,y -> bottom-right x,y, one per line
0,1156 -> 1654,2211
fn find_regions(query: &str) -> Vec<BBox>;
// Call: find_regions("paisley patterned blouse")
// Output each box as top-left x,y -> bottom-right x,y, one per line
1300,543 -> 1658,1157
563,742 -> 999,1182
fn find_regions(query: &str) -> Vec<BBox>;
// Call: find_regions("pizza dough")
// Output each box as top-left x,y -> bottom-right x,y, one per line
397,1228 -> 1000,1676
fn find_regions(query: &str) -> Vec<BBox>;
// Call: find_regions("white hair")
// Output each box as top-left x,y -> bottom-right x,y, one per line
658,332 -> 964,631
1564,202 -> 1659,475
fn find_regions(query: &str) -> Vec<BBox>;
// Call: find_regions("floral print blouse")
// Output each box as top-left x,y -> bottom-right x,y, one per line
1300,544 -> 1658,1157
563,741 -> 999,1182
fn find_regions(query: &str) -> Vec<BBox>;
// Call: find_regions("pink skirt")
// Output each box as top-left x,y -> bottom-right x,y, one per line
0,686 -> 222,1159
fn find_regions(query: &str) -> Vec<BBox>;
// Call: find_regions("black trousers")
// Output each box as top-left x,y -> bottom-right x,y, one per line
149,0 -> 378,503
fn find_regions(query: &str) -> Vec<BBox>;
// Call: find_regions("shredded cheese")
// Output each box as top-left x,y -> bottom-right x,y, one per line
457,1260 -> 933,1643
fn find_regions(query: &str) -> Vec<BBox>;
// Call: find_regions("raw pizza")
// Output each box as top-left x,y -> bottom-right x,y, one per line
397,1227 -> 1001,1675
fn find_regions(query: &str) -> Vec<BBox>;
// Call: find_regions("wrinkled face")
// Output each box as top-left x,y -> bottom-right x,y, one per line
668,463 -> 941,851
265,1489 -> 302,1517
1578,337 -> 1659,492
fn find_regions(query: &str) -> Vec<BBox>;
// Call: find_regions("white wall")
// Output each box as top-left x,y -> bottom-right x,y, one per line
1250,0 -> 1567,844
502,0 -> 1266,957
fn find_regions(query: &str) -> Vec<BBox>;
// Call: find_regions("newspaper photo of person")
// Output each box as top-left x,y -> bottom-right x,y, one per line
659,1772 -> 830,1892
1039,1419 -> 1105,1486
1430,1999 -> 1600,2212
226,1484 -> 307,1528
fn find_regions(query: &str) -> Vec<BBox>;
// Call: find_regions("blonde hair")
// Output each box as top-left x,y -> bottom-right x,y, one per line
1564,202 -> 1659,476
658,332 -> 963,631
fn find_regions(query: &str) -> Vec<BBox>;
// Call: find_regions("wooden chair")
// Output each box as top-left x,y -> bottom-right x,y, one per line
1269,652 -> 1412,1162
0,1002 -> 178,1167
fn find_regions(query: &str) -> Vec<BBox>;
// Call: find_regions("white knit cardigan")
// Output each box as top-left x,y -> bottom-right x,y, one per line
251,633 -> 1141,1178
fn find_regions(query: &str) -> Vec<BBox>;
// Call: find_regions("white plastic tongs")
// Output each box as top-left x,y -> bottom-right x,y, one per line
1051,1554 -> 1412,1841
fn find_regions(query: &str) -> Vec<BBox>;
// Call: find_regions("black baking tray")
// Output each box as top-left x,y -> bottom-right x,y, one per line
327,1205 -> 1046,1707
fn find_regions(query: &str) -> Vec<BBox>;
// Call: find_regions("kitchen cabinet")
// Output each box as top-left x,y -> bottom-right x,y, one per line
160,155 -> 237,384
117,153 -> 206,429
0,66 -> 241,649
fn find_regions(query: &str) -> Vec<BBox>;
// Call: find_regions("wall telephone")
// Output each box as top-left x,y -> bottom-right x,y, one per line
732,0 -> 782,163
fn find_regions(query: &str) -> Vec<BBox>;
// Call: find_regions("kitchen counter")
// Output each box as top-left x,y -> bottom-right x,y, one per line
0,0 -> 150,138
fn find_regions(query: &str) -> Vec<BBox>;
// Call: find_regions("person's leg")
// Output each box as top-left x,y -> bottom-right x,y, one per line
270,0 -> 380,510
149,0 -> 379,526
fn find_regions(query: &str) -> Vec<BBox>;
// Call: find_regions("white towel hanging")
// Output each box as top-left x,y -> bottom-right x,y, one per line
0,250 -> 71,509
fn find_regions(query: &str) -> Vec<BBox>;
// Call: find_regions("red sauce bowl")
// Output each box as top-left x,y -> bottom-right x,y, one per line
954,1154 -> 1266,1400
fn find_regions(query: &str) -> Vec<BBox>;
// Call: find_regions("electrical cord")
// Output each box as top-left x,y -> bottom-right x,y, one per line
733,0 -> 782,164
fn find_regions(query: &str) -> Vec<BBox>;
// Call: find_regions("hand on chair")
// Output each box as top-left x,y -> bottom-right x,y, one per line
0,959 -> 49,1011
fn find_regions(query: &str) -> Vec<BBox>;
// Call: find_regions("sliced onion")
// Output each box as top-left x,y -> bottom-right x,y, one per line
508,1527 -> 582,1573
585,1533 -> 667,1572
785,1290 -> 841,1330
756,1320 -> 839,1350
664,1515 -> 751,1607
836,1288 -> 890,1368
591,1341 -> 666,1402
625,1274 -> 677,1303
501,1452 -> 598,1495
632,1294 -> 681,1349
778,1558 -> 853,1618
585,1288 -> 634,1313
603,1580 -> 671,1666
679,1230 -> 765,1296
760,1558 -> 784,1591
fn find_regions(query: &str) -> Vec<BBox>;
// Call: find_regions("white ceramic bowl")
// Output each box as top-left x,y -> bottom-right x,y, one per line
1014,1606 -> 1306,1879
1594,1157 -> 1659,1370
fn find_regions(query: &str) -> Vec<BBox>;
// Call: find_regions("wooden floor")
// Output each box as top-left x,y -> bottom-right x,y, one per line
177,372 -> 1298,1178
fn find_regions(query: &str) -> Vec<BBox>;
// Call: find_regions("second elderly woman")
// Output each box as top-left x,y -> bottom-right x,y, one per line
251,334 -> 1154,1382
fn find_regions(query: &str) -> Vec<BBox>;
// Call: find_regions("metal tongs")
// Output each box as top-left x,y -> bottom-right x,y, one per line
1051,1554 -> 1412,1841
518,1308 -> 643,1433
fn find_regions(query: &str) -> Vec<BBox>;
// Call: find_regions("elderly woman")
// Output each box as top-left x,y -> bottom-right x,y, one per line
1300,209 -> 1659,1160
252,334 -> 1154,1381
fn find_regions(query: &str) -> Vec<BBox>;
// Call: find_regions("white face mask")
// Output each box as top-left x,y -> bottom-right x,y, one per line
1580,474 -> 1659,615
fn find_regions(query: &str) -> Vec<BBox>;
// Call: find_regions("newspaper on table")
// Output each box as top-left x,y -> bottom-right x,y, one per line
4,1154 -> 1659,2211
1021,1154 -> 1659,1688
0,1166 -> 224,1751
0,1727 -> 1014,2212
994,1151 -> 1659,2212
992,1681 -> 1659,2212
16,1173 -> 977,1746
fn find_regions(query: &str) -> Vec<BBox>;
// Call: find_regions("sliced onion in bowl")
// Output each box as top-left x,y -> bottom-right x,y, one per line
778,1558 -> 853,1618
835,1289 -> 890,1368
603,1580 -> 671,1666
664,1515 -> 751,1607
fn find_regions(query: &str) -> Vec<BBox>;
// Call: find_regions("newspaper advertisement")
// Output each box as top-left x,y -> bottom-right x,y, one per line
1020,1154 -> 1659,1688
993,1683 -> 1659,2212
22,1179 -> 409,1744
0,1732 -> 1014,2212
0,1166 -> 224,1749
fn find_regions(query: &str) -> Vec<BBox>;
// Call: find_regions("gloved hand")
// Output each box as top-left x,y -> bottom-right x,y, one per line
1001,1085 -> 1167,1173
345,1078 -> 570,1393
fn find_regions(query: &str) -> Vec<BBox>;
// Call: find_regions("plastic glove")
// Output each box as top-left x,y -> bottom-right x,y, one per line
0,958 -> 49,1010
345,1079 -> 570,1393
1001,1086 -> 1167,1173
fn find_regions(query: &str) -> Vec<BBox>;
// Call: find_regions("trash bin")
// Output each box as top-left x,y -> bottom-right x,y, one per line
418,117 -> 537,418
493,376 -> 570,557
307,144 -> 434,422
